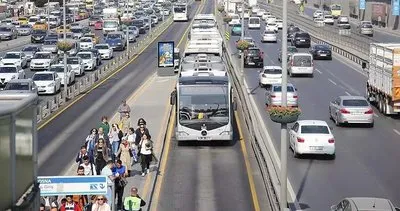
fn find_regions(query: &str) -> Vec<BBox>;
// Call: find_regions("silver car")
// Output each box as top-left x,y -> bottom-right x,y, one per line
265,83 -> 298,107
0,25 -> 17,40
16,24 -> 32,36
42,40 -> 59,54
331,197 -> 399,211
329,96 -> 374,127
21,45 -> 41,62
358,21 -> 373,36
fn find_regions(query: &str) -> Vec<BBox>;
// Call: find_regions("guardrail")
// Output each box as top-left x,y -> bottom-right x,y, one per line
216,11 -> 281,211
36,15 -> 174,124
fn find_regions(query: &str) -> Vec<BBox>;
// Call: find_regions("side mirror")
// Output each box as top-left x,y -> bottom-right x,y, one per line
170,90 -> 176,105
361,61 -> 367,69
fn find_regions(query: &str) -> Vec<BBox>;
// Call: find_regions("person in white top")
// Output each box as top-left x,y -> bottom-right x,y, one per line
79,155 -> 97,175
139,134 -> 153,177
108,123 -> 122,162
127,127 -> 137,163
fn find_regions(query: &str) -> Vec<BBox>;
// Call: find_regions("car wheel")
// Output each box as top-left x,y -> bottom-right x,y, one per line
293,147 -> 300,158
329,154 -> 336,160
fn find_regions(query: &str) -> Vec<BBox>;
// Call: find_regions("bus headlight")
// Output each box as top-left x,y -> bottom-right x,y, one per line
177,131 -> 189,136
219,131 -> 230,136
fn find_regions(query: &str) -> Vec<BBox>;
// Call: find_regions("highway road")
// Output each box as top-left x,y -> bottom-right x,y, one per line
37,1 -> 202,177
226,20 -> 400,210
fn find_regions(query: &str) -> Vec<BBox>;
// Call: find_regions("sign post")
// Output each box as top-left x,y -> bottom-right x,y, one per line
38,176 -> 108,196
157,41 -> 175,76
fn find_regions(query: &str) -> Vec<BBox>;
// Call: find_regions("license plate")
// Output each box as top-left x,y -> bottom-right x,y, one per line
197,136 -> 212,141
320,54 -> 327,56
300,39 -> 305,42
309,146 -> 323,150
253,57 -> 260,59
352,112 -> 363,115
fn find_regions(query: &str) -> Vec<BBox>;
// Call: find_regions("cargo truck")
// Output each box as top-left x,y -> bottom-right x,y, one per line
366,43 -> 400,115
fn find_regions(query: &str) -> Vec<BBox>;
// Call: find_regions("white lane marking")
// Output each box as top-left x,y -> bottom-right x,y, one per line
373,113 -> 379,118
328,78 -> 337,86
315,68 -> 322,74
345,91 -> 351,96
393,129 -> 400,136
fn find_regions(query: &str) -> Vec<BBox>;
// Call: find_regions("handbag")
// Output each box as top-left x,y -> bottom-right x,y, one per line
137,141 -> 142,156
129,148 -> 133,157
118,177 -> 128,187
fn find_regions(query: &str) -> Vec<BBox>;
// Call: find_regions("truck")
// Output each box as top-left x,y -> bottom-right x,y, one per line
366,43 -> 400,115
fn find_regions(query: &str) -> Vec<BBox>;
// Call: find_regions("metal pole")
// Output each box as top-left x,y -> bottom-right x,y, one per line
149,16 -> 152,35
111,183 -> 116,211
280,0 -> 288,210
63,0 -> 67,101
126,29 -> 129,55
240,0 -> 244,79
47,0 -> 50,33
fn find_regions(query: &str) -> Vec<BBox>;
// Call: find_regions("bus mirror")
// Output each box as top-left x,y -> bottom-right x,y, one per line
233,97 -> 238,111
170,90 -> 176,105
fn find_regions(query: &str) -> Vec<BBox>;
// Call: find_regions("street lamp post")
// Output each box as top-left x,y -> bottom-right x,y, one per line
280,0 -> 289,210
126,29 -> 129,56
47,0 -> 50,33
240,0 -> 244,80
63,0 -> 67,101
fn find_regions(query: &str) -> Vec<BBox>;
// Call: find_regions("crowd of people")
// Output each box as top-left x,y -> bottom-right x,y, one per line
40,100 -> 157,211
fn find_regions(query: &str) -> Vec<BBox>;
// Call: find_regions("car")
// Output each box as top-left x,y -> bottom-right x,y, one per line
0,64 -> 26,89
0,52 -> 28,68
21,45 -> 41,62
94,20 -> 103,30
309,44 -> 332,60
66,57 -> 85,76
132,19 -> 146,34
31,29 -> 47,43
89,16 -> 102,26
256,9 -> 265,17
265,83 -> 298,107
95,44 -> 114,60
287,26 -> 300,41
251,5 -> 260,14
266,16 -> 277,24
71,26 -> 85,39
329,96 -> 374,127
275,19 -> 283,29
331,197 -> 400,211
30,52 -> 56,71
313,17 -> 325,26
313,10 -> 323,19
42,39 -> 59,54
79,37 -> 94,50
291,32 -> 311,48
160,8 -> 170,16
16,24 -> 32,36
48,64 -> 75,86
337,16 -> 351,29
261,30 -> 277,43
28,16 -> 39,27
126,30 -> 137,43
278,46 -> 298,62
150,15 -> 159,24
288,52 -> 314,77
244,47 -> 264,67
289,120 -> 335,159
124,26 -> 139,37
358,21 -> 373,36
76,52 -> 97,71
262,12 -> 272,21
243,10 -> 250,19
0,25 -> 18,40
265,22 -> 278,32
83,33 -> 100,44
228,14 -> 241,26
86,49 -> 102,66
231,24 -> 242,36
105,32 -> 127,51
248,17 -> 261,29
258,66 -> 282,87
323,15 -> 335,25
2,78 -> 38,94
32,71 -> 61,95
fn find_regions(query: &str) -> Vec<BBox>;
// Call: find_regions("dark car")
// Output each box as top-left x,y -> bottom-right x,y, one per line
287,26 -> 300,41
132,19 -> 146,34
309,44 -> 332,60
244,47 -> 264,67
291,32 -> 311,48
31,29 -> 47,43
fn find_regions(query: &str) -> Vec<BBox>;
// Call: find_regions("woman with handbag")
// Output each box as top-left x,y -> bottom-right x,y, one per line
114,160 -> 127,211
116,136 -> 132,176
138,134 -> 153,177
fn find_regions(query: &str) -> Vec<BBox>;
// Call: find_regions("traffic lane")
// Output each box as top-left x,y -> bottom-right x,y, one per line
37,2 -> 201,176
242,28 -> 400,209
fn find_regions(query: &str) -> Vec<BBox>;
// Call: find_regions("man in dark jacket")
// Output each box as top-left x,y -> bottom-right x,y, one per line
134,118 -> 151,145
75,146 -> 93,165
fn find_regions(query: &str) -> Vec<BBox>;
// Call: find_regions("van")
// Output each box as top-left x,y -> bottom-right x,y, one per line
288,53 -> 314,77
248,17 -> 261,29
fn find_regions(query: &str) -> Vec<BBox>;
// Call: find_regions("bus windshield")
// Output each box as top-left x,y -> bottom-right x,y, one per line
331,5 -> 341,10
174,6 -> 186,13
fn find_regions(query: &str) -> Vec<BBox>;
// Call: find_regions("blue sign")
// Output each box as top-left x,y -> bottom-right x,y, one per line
359,0 -> 366,10
158,41 -> 175,67
38,176 -> 107,196
393,0 -> 400,16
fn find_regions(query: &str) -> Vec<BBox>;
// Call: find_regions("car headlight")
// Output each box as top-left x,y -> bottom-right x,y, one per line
48,82 -> 54,87
11,75 -> 16,79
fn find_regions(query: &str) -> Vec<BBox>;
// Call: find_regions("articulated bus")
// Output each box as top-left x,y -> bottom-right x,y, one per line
170,76 -> 234,142
173,2 -> 188,22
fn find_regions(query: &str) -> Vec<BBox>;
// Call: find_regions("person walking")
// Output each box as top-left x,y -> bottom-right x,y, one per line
123,187 -> 146,211
40,196 -> 58,211
101,160 -> 115,202
114,160 -> 128,211
134,122 -> 150,146
97,127 -> 110,156
84,195 -> 97,211
127,127 -> 138,163
98,116 -> 110,136
138,134 -> 153,177
108,124 -> 122,162
85,128 -> 98,161
79,156 -> 97,176
118,100 -> 131,121
119,113 -> 131,136
91,195 -> 111,211
60,195 -> 82,211
116,136 -> 132,176
75,146 -> 91,166
94,138 -> 109,175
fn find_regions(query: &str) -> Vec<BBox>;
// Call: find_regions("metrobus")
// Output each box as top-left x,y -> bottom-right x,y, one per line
173,2 -> 188,22
329,4 -> 342,18
170,76 -> 234,142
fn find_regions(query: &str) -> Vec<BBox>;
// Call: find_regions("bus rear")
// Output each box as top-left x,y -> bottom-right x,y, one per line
330,4 -> 342,18
173,3 -> 188,22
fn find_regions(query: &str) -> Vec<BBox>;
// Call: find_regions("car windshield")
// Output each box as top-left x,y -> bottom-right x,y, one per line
44,40 -> 57,45
331,5 -> 341,10
104,21 -> 118,28
264,68 -> 282,74
49,66 -> 64,72
22,46 -> 38,51
324,15 -> 333,18
81,38 -> 92,42
107,34 -> 121,39
29,18 -> 38,22
4,53 -> 20,59
71,28 -> 83,33
33,53 -> 50,59
5,82 -> 29,90
233,24 -> 241,28
90,16 -> 100,21
249,18 -> 259,24
67,58 -> 80,64
315,45 -> 329,50
362,24 -> 372,28
0,27 -> 11,32
77,53 -> 91,59
20,25 -> 30,28
342,99 -> 369,106
297,33 -> 310,38
95,45 -> 108,49
248,49 -> 260,55
0,66 -> 17,73
301,125 -> 329,134
33,74 -> 53,81
32,30 -> 46,35
273,85 -> 295,92
293,56 -> 311,66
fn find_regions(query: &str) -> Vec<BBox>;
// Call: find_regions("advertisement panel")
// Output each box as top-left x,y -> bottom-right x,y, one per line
393,0 -> 400,16
158,41 -> 175,68
359,0 -> 365,10
371,3 -> 386,22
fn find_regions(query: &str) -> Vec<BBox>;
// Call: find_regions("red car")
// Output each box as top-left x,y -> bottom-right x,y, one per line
94,21 -> 103,30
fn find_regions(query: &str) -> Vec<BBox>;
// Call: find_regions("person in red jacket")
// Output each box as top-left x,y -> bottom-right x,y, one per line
60,195 -> 82,211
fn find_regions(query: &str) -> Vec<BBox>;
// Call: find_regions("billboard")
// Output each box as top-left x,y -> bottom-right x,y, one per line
393,0 -> 400,16
158,41 -> 174,68
38,176 -> 107,196
371,3 -> 386,21
359,0 -> 365,10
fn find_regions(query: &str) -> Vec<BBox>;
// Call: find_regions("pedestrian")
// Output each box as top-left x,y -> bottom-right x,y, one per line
77,166 -> 85,176
98,116 -> 110,136
97,127 -> 110,151
84,195 -> 97,211
113,160 -> 128,211
40,196 -> 58,211
123,187 -> 146,211
138,134 -> 153,177
134,119 -> 150,146
40,203 -> 45,211
109,123 -> 123,162
118,100 -> 131,121
119,113 -> 131,135
378,15 -> 382,28
75,146 -> 90,166
101,160 -> 115,201
116,136 -> 132,176
85,128 -> 98,161
79,155 -> 97,175
127,127 -> 138,163
60,195 -> 82,211
91,195 -> 111,211
94,138 -> 109,175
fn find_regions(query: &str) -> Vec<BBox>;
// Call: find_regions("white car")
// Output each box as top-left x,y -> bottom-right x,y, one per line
289,120 -> 336,159
42,40 -> 58,54
313,10 -> 323,19
160,9 -> 170,16
262,13 -> 272,21
79,37 -> 94,50
248,17 -> 261,29
28,16 -> 39,27
0,64 -> 26,88
48,64 -> 75,86
95,44 -> 114,60
266,16 -> 277,24
243,10 -> 250,19
314,18 -> 325,26
30,52 -> 55,71
228,14 -> 241,26
265,22 -> 278,32
323,15 -> 335,25
66,57 -> 85,76
237,6 -> 243,13
256,9 -> 266,17
261,30 -> 277,42
76,52 -> 97,71
32,71 -> 61,95
0,52 -> 28,68
251,6 -> 260,14
258,66 -> 282,87
275,19 -> 283,29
